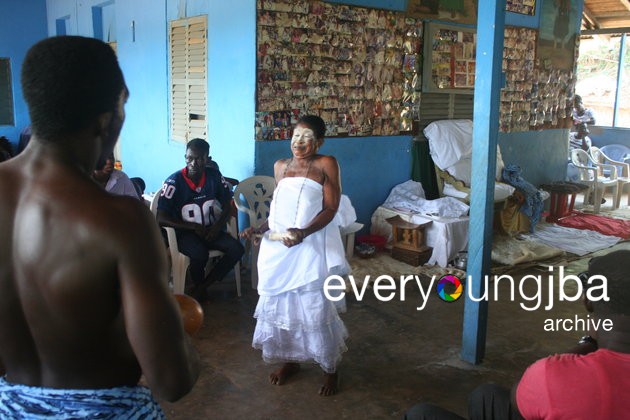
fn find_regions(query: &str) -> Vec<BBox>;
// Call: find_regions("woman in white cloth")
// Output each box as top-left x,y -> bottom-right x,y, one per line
241,115 -> 350,396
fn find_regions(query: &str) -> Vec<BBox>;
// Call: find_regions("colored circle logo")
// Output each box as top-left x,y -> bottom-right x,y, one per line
436,275 -> 463,302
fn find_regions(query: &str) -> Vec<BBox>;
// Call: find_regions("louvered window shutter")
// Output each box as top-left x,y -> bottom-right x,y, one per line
169,16 -> 207,143
0,59 -> 14,126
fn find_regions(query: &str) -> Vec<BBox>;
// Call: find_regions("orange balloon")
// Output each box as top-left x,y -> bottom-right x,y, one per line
174,294 -> 204,336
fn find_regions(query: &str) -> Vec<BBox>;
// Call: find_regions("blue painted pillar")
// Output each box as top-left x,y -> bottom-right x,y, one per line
613,33 -> 626,127
461,0 -> 506,364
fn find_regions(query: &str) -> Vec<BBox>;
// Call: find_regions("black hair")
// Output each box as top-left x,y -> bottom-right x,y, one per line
297,115 -> 326,141
187,138 -> 210,156
586,250 -> 630,316
21,36 -> 125,141
0,136 -> 14,162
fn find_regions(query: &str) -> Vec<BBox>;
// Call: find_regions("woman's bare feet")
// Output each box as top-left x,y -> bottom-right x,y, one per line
319,372 -> 339,396
269,363 -> 300,385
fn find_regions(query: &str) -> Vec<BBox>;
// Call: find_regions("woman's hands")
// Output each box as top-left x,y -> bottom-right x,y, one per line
282,228 -> 305,247
240,226 -> 306,247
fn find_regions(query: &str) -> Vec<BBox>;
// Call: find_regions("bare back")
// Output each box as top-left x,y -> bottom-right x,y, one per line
0,151 -> 195,396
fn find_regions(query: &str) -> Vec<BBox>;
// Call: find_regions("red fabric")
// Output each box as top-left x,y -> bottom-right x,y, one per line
556,211 -> 630,239
181,168 -> 206,192
516,349 -> 630,419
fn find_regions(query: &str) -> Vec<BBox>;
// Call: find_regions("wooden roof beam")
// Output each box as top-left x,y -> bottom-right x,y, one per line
582,5 -> 600,30
622,0 -> 630,12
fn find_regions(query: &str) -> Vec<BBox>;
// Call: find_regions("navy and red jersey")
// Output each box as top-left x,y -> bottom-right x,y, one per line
157,167 -> 232,227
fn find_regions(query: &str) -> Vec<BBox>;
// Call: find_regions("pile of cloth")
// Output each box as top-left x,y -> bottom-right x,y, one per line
501,164 -> 545,232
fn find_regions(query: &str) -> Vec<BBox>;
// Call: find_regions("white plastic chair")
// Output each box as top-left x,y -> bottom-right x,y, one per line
570,149 -> 618,213
233,176 -> 276,289
150,191 -> 242,296
340,222 -> 364,258
591,146 -> 630,208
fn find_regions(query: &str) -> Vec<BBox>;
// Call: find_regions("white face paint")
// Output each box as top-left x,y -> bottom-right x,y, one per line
291,126 -> 316,149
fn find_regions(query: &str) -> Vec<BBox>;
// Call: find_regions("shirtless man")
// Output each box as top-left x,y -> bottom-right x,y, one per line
0,36 -> 198,418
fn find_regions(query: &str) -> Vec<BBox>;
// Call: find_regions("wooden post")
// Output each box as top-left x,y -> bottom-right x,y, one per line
461,0 -> 506,364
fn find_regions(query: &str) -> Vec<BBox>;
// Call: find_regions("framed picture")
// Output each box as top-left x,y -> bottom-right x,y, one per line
406,0 -> 477,25
537,0 -> 580,70
506,0 -> 536,16
422,22 -> 475,94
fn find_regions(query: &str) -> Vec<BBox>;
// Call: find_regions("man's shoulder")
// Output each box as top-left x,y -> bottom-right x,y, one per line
204,166 -> 223,179
164,169 -> 184,184
111,169 -> 132,181
521,351 -> 601,384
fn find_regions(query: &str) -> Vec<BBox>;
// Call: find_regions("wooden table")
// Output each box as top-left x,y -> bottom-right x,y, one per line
540,182 -> 589,223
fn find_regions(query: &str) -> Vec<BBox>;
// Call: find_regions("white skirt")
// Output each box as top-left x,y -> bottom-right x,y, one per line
252,279 -> 348,373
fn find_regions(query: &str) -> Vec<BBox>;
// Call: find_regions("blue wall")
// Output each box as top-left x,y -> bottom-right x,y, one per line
255,129 -> 568,228
0,0 -> 48,146
35,0 -> 574,229
498,129 -> 568,186
590,126 -> 630,148
256,136 -> 413,228
44,0 -> 256,193
164,0 -> 256,189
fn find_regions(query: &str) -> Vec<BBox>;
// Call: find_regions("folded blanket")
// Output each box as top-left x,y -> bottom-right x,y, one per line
502,164 -> 544,232
383,180 -> 469,218
0,377 -> 164,419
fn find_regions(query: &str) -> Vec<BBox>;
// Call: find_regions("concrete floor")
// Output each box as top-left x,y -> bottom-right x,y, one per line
159,234 -> 630,419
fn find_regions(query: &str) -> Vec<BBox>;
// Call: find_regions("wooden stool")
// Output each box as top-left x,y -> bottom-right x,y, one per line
386,216 -> 432,266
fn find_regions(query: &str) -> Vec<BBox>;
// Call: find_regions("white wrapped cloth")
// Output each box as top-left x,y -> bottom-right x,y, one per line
382,180 -> 469,218
253,176 -> 352,373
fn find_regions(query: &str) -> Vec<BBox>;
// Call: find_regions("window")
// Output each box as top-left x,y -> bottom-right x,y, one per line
56,16 -> 69,35
576,34 -> 630,128
169,15 -> 208,144
92,1 -> 116,42
0,58 -> 14,126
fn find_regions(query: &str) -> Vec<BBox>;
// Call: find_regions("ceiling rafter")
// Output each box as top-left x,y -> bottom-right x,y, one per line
583,0 -> 630,30
582,5 -> 601,30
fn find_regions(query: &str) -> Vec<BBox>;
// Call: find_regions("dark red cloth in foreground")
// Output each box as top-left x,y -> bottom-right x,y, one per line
556,211 -> 630,239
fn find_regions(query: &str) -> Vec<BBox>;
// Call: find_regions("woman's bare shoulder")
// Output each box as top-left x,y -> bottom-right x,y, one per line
314,155 -> 339,171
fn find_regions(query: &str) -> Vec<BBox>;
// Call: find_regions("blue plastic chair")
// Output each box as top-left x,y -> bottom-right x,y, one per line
596,144 -> 630,179
600,144 -> 630,164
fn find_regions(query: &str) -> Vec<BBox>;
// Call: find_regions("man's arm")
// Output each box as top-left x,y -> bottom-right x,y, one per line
511,358 -> 551,420
156,209 -> 198,232
115,202 -> 199,401
200,197 -> 231,242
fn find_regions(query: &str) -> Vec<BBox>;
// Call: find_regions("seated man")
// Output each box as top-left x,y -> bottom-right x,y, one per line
405,249 -> 630,419
0,36 -> 198,418
568,127 -> 592,152
93,153 -> 141,199
572,94 -> 596,127
569,95 -> 596,152
157,138 -> 244,301
515,250 -> 630,419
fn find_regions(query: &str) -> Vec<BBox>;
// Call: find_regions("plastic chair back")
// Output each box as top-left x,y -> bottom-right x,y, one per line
600,144 -> 630,164
233,176 -> 276,229
570,149 -> 594,181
